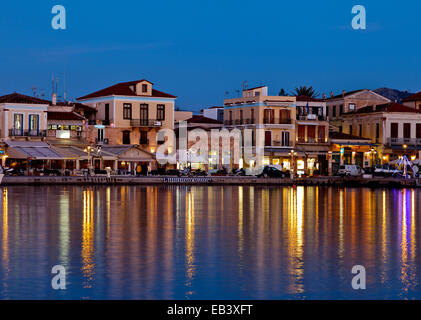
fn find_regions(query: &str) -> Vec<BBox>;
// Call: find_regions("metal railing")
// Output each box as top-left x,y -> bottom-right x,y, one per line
130,119 -> 162,127
387,138 -> 421,146
9,129 -> 47,137
296,114 -> 328,121
263,118 -> 292,124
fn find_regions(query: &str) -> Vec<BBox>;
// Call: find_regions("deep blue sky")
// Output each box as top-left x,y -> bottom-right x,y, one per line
0,0 -> 420,111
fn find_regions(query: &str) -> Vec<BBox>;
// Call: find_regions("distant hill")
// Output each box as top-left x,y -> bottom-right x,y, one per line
374,88 -> 414,103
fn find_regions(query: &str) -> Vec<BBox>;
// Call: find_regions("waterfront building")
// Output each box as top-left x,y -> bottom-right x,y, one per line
294,96 -> 330,175
328,130 -> 373,174
341,102 -> 421,163
174,115 -> 224,171
326,89 -> 391,132
0,93 -> 49,140
202,106 -> 224,122
77,79 -> 176,158
223,86 -> 296,172
402,91 -> 421,111
174,109 -> 193,122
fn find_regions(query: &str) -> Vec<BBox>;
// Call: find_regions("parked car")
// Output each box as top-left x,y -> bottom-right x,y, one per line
165,169 -> 181,176
232,168 -> 246,176
374,165 -> 396,176
337,165 -> 363,177
193,169 -> 207,176
257,166 -> 288,178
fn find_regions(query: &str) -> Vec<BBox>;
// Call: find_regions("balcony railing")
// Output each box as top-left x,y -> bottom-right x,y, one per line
387,138 -> 421,146
296,114 -> 328,121
9,129 -> 46,137
263,118 -> 292,124
130,119 -> 162,127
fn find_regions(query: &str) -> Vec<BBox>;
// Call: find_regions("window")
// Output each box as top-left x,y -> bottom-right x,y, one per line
157,104 -> 165,120
239,110 -> 243,123
123,103 -> 132,119
339,105 -> 344,115
339,126 -> 343,133
250,109 -> 255,123
105,103 -> 110,121
404,123 -> 411,139
349,125 -> 353,135
376,123 -> 380,139
332,106 -> 336,117
282,131 -> 290,146
318,126 -> 325,141
298,125 -> 305,142
122,131 -> 130,145
326,106 -> 329,118
140,131 -> 148,144
97,128 -> 104,142
142,84 -> 148,93
13,114 -> 23,135
140,104 -> 149,125
308,126 -> 316,141
417,124 -> 421,139
391,123 -> 398,138
255,92 -> 260,96
349,103 -> 356,112
29,114 -> 39,132
359,124 -> 362,137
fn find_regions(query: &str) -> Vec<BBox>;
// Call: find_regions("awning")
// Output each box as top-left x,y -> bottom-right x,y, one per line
6,145 -> 65,160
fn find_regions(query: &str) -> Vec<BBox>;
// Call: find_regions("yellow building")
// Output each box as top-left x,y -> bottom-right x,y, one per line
77,79 -> 176,155
341,102 -> 421,164
224,86 -> 297,171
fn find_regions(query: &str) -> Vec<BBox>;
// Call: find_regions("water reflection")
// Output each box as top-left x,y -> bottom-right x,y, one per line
0,185 -> 420,299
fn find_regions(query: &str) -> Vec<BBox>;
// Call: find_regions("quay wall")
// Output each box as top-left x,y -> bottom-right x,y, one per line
1,175 -> 421,188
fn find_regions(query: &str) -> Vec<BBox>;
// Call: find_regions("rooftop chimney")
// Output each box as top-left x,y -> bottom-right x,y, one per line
330,91 -> 334,98
342,90 -> 346,97
322,93 -> 326,100
52,93 -> 57,106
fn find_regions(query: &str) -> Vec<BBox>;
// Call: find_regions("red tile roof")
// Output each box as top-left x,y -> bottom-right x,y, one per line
186,115 -> 223,124
402,91 -> 421,102
345,102 -> 421,115
0,93 -> 96,114
47,111 -> 85,121
0,92 -> 50,105
77,79 -> 176,100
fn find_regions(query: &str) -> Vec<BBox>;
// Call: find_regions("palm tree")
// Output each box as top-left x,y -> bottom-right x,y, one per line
292,86 -> 319,98
278,88 -> 288,96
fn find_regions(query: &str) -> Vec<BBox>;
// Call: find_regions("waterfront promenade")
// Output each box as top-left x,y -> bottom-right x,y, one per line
1,174 -> 420,188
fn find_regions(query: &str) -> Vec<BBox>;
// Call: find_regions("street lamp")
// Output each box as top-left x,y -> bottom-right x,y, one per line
84,146 -> 95,174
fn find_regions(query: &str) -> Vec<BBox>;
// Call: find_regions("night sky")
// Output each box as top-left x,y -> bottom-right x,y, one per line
0,0 -> 419,110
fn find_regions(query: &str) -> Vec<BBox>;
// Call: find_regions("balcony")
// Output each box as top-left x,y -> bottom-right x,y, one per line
296,114 -> 328,121
263,118 -> 292,125
387,138 -> 421,147
130,119 -> 162,127
9,129 -> 46,137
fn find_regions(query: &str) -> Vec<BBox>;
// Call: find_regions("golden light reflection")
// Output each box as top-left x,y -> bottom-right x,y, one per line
2,188 -> 9,274
287,186 -> 304,294
380,190 -> 387,283
185,190 -> 195,298
238,186 -> 244,257
82,188 -> 95,288
400,189 -> 409,291
338,189 -> 344,260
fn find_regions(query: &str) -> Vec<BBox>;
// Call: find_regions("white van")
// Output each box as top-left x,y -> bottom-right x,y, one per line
337,165 -> 362,177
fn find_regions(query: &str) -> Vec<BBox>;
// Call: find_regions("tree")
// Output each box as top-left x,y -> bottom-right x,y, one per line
278,88 -> 288,96
292,86 -> 319,98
